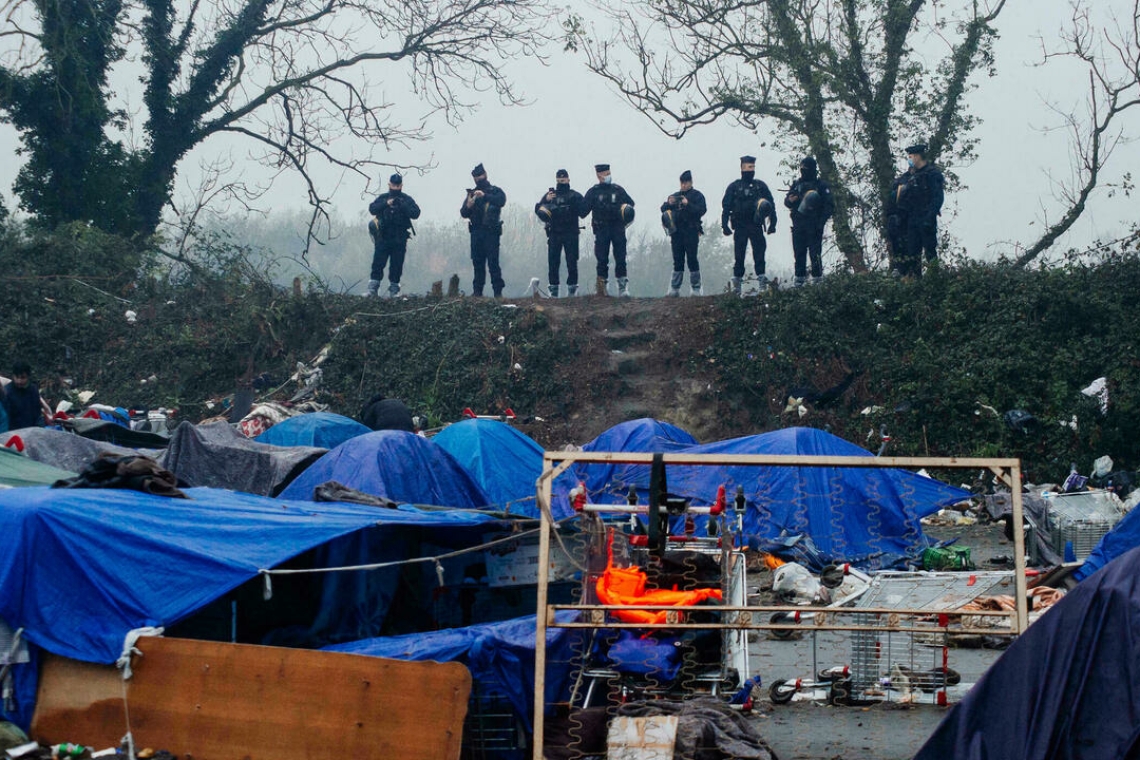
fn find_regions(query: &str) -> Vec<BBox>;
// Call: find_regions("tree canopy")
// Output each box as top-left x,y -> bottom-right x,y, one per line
570,0 -> 1007,271
0,0 -> 552,243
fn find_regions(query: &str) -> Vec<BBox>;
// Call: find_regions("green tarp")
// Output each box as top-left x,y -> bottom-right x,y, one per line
0,446 -> 75,488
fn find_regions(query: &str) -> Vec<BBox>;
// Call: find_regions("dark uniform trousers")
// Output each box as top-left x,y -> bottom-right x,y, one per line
593,224 -> 628,279
670,228 -> 701,273
792,226 -> 824,278
371,236 -> 408,283
548,234 -> 579,287
470,227 -> 505,296
903,219 -> 938,278
732,225 -> 766,278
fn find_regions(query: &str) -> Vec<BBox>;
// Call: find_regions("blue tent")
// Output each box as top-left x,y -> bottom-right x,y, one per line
564,427 -> 968,568
254,412 -> 371,450
915,544 -> 1140,760
552,418 -> 699,511
0,486 -> 500,728
1074,503 -> 1140,581
325,612 -> 583,732
277,430 -> 491,507
432,419 -> 545,515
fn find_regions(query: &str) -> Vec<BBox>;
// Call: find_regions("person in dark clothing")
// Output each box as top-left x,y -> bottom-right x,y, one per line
660,169 -> 708,296
460,163 -> 508,297
535,169 -> 588,297
896,143 -> 945,278
721,155 -> 777,295
367,173 -> 422,297
359,394 -> 416,432
784,156 -> 835,287
885,168 -> 912,274
2,361 -> 45,429
582,164 -> 636,297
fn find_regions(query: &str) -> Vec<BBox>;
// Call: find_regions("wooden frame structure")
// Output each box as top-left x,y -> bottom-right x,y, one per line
531,452 -> 1028,759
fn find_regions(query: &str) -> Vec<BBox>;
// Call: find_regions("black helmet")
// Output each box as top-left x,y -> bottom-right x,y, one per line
620,204 -> 635,226
661,209 -> 677,235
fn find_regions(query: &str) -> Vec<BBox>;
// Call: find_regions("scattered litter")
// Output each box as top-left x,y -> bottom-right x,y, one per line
860,406 -> 884,415
922,545 -> 974,571
1081,376 -> 1108,413
497,335 -> 505,343
922,509 -> 977,527
1093,455 -> 1113,478
124,310 -> 137,323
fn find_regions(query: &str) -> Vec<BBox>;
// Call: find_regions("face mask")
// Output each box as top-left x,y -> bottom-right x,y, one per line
476,178 -> 490,189
906,158 -> 915,169
556,183 -> 569,192
602,175 -> 613,185
741,170 -> 755,181
390,187 -> 402,195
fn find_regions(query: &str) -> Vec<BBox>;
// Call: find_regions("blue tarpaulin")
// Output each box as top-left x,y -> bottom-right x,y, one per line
324,612 -> 583,732
433,419 -> 545,515
1074,503 -> 1140,581
277,430 -> 491,507
559,426 -> 968,568
915,544 -> 1140,760
254,412 -> 371,450
0,486 -> 500,728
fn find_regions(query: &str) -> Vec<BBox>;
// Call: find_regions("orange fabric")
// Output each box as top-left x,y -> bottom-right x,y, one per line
595,528 -> 723,624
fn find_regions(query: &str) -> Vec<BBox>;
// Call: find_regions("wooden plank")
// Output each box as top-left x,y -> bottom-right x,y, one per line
33,637 -> 471,760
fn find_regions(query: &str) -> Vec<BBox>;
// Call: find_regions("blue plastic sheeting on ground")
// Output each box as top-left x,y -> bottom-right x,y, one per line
254,412 -> 371,450
276,430 -> 491,507
432,419 -> 545,515
324,612 -> 583,732
1074,503 -> 1140,581
915,545 -> 1140,760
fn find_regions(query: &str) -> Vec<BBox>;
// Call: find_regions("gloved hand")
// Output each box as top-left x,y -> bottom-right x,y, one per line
722,223 -> 732,236
767,221 -> 777,235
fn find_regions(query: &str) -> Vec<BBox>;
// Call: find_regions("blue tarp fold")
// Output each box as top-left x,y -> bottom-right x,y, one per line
254,412 -> 371,450
432,419 -> 545,515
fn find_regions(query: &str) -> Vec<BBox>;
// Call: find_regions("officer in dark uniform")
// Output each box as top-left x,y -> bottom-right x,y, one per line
460,163 -> 508,297
660,170 -> 707,296
721,155 -> 777,295
783,157 -> 835,287
535,169 -> 587,297
885,168 -> 912,275
583,163 -> 635,297
897,143 -> 945,278
366,173 -> 422,297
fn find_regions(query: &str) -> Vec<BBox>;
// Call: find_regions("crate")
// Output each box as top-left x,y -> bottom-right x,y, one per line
1043,490 -> 1124,560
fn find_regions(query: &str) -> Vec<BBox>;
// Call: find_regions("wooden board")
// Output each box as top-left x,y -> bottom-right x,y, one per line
33,637 -> 471,760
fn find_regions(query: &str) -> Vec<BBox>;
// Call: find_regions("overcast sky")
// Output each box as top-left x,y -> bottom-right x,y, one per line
2,0 -> 1137,268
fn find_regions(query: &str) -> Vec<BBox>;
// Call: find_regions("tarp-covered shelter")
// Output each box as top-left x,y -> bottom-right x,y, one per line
278,430 -> 491,508
325,612 -> 583,732
1,428 -> 149,473
915,544 -> 1140,760
560,426 -> 968,568
0,485 -> 504,729
254,412 -> 370,450
432,419 -> 544,515
0,447 -> 75,488
160,421 -> 326,496
1074,503 -> 1140,581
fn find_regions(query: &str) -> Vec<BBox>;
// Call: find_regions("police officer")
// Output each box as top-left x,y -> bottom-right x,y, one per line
460,163 -> 507,297
784,157 -> 834,287
535,169 -> 587,297
897,143 -> 945,278
660,170 -> 707,296
583,163 -> 635,297
721,155 -> 777,295
367,173 -> 422,297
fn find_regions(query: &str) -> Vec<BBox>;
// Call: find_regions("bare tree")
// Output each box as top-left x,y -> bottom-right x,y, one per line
0,0 -> 552,250
568,0 -> 1006,271
1015,0 -> 1140,267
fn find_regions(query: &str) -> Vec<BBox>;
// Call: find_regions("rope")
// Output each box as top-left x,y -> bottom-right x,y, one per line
257,516 -> 578,580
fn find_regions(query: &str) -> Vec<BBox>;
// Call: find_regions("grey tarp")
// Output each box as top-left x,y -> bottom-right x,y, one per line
159,421 -> 326,496
0,427 -> 156,473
